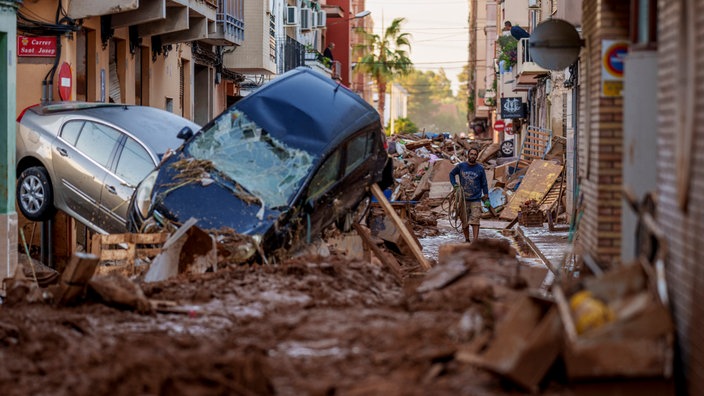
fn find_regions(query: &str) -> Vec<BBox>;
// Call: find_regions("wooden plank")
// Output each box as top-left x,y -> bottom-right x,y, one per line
553,285 -> 579,343
352,223 -> 403,283
499,160 -> 563,220
56,252 -> 100,306
371,184 -> 431,270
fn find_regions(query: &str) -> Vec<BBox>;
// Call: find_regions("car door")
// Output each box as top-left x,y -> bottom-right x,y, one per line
97,135 -> 157,233
304,149 -> 343,237
303,130 -> 376,237
51,120 -> 121,230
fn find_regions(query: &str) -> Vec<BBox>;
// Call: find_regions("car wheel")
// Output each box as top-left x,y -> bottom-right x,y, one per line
500,140 -> 515,157
17,166 -> 56,222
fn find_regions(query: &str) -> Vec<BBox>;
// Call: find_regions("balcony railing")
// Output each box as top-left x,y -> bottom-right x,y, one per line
204,0 -> 243,46
516,38 -> 548,77
281,36 -> 306,73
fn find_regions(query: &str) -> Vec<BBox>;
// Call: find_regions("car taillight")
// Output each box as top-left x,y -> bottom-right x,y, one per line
16,104 -> 39,122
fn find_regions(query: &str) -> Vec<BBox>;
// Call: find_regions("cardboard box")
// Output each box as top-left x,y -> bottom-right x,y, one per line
554,261 -> 674,380
457,295 -> 563,392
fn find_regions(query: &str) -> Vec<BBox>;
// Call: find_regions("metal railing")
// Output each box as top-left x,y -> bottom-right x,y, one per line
516,38 -> 548,76
280,36 -> 306,73
217,0 -> 244,44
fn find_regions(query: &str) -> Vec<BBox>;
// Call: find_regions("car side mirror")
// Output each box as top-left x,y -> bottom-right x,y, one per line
177,126 -> 193,140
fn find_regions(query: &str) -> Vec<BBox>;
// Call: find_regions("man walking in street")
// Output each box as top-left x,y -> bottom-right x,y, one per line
449,147 -> 489,243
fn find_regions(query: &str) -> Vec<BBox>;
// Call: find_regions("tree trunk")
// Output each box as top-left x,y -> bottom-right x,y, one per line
377,76 -> 387,128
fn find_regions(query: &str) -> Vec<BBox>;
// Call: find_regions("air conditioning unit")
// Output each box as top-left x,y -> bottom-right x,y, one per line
316,10 -> 326,28
528,0 -> 540,8
285,6 -> 298,25
300,7 -> 313,30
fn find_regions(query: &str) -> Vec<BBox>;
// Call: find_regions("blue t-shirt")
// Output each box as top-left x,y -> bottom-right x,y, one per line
449,162 -> 488,202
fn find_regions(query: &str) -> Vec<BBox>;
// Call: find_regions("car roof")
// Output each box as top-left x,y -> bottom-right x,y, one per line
231,67 -> 381,154
30,102 -> 200,155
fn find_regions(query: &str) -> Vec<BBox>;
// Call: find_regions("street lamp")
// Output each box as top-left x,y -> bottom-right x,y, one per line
326,10 -> 371,27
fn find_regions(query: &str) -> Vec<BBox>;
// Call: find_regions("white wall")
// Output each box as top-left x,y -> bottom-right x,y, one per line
621,50 -> 658,262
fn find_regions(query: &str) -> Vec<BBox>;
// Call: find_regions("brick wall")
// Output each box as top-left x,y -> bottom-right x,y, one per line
657,1 -> 704,394
577,0 -> 628,265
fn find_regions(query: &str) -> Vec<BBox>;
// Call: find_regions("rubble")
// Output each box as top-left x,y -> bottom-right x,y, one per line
0,133 -> 676,395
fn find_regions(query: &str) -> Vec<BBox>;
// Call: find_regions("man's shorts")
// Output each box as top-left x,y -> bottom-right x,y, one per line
462,201 -> 482,227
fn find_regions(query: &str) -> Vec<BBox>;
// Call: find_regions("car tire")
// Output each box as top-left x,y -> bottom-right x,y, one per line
500,140 -> 515,157
17,166 -> 56,222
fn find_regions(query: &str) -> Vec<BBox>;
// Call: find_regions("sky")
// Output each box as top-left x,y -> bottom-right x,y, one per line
365,0 -> 469,95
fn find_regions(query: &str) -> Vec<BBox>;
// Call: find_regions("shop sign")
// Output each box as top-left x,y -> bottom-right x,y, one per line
17,36 -> 57,57
500,97 -> 526,119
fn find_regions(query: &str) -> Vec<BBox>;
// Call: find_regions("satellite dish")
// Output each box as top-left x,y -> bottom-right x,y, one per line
529,19 -> 583,70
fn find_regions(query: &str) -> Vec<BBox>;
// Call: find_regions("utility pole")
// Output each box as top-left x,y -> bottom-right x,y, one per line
467,0 -> 477,131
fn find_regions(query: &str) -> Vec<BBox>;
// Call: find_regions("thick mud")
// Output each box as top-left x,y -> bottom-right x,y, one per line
0,236 -> 569,396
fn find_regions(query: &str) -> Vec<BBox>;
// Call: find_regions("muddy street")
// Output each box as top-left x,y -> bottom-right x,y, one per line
0,220 -> 568,396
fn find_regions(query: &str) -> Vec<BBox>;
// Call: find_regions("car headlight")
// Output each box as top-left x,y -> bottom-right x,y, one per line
135,170 -> 159,219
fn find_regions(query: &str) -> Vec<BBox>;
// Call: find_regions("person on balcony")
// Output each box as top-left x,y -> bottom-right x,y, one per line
504,21 -> 530,40
323,42 -> 335,62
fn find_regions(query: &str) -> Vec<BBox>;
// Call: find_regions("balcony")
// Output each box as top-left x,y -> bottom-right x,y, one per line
201,0 -> 244,46
66,0 -> 242,46
304,51 -> 339,80
222,1 -> 275,75
513,38 -> 549,91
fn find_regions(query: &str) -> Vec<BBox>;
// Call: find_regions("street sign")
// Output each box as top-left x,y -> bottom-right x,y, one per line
494,120 -> 505,132
17,35 -> 56,57
505,122 -> 514,135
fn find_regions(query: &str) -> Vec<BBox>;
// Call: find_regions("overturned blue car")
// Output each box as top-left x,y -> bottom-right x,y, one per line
127,67 -> 392,259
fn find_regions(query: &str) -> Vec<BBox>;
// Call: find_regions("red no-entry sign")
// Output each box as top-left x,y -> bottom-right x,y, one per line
494,120 -> 505,132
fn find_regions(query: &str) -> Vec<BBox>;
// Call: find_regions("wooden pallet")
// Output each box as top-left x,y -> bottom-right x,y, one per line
517,127 -> 552,169
90,232 -> 169,276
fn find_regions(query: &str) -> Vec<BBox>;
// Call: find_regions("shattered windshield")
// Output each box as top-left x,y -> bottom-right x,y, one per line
186,109 -> 315,208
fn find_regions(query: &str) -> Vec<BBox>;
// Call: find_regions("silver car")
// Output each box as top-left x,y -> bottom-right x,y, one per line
16,102 -> 199,234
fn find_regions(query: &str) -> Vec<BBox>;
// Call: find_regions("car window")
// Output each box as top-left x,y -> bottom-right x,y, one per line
345,132 -> 372,175
115,137 -> 154,186
308,150 -> 341,200
187,109 -> 315,208
60,121 -> 84,145
75,122 -> 121,167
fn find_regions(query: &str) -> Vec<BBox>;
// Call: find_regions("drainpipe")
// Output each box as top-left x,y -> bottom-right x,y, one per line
0,0 -> 22,291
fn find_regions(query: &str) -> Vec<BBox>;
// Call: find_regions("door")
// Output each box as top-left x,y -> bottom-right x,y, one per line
97,135 -> 156,233
52,120 -> 121,230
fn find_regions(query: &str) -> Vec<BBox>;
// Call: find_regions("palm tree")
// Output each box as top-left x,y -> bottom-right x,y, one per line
354,17 -> 413,128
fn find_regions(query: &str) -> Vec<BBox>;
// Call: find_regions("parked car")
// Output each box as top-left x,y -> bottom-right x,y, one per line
16,102 -> 199,234
128,67 -> 392,257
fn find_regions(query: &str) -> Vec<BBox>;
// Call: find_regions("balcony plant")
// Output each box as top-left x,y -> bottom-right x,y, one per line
497,35 -> 518,69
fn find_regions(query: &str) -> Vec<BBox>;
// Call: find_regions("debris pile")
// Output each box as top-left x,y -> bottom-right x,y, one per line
386,133 -> 567,232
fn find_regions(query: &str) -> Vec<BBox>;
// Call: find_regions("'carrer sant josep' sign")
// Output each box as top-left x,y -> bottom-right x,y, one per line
500,97 -> 526,119
17,35 -> 57,57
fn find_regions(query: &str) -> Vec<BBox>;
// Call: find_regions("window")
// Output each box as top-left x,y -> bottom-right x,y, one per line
630,0 -> 657,49
75,122 -> 121,167
309,150 -> 341,200
115,138 -> 154,186
60,121 -> 84,145
345,133 -> 371,175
